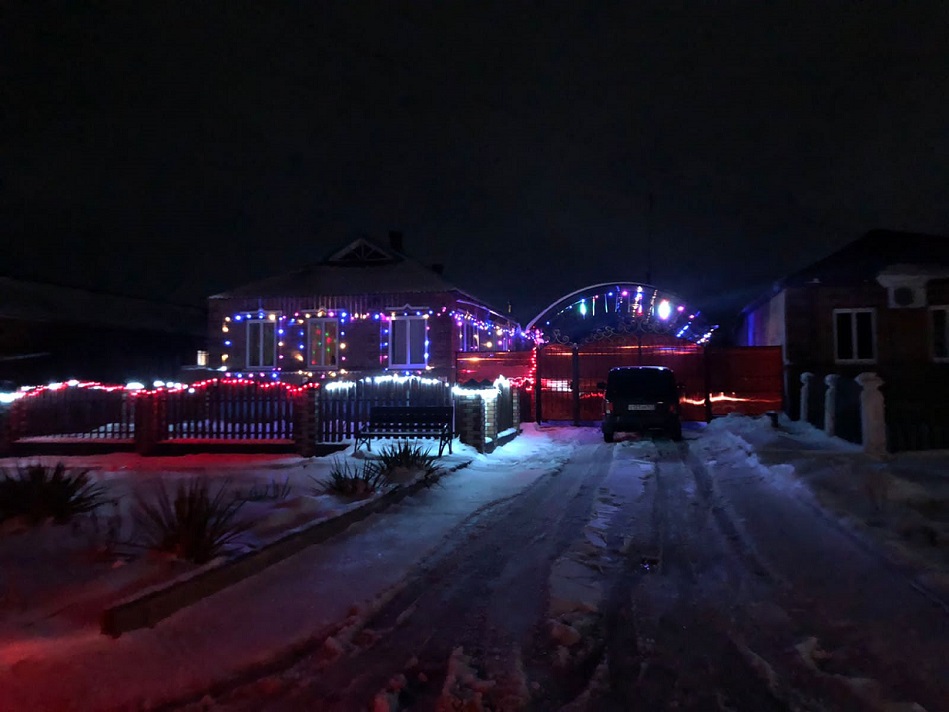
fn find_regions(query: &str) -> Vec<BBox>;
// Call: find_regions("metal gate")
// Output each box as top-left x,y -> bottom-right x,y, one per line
536,339 -> 782,424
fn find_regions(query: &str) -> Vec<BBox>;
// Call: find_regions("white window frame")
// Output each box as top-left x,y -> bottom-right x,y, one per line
307,317 -> 339,369
389,315 -> 428,369
930,305 -> 949,362
832,308 -> 877,364
246,318 -> 278,369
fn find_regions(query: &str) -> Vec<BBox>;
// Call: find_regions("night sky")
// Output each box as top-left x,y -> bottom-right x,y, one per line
4,3 -> 948,327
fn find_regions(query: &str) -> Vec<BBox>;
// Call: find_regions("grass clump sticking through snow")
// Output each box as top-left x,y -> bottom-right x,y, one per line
0,462 -> 105,525
134,477 -> 249,564
313,459 -> 387,498
378,441 -> 443,486
234,476 -> 293,503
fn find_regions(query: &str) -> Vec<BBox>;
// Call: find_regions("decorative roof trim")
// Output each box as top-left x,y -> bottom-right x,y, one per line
327,238 -> 397,265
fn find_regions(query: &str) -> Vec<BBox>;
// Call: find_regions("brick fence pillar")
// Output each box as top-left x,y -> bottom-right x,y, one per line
134,392 -> 166,456
454,393 -> 485,453
294,387 -> 319,457
0,402 -> 18,456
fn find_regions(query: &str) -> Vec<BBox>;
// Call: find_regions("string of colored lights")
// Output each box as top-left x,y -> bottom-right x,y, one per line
221,306 -> 522,375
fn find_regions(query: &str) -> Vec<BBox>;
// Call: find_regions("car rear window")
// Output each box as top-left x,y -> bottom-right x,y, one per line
606,369 -> 676,399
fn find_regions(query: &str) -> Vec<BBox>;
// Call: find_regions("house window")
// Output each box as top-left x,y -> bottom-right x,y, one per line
390,316 -> 428,368
833,308 -> 876,363
307,318 -> 339,369
931,306 -> 949,361
246,319 -> 277,368
459,321 -> 479,352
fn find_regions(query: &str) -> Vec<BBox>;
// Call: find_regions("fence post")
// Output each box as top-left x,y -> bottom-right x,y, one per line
294,387 -> 319,457
823,374 -> 839,437
856,372 -> 887,455
799,372 -> 814,422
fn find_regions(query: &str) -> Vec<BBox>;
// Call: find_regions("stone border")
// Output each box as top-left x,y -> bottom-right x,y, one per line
100,460 -> 472,637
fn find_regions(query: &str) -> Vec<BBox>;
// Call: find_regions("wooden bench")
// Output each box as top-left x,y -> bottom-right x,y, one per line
353,405 -> 454,456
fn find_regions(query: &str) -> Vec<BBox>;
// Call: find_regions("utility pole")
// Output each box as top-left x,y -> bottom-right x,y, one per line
646,192 -> 655,285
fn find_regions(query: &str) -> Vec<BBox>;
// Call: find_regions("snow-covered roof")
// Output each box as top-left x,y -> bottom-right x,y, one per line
210,237 -> 490,307
0,276 -> 206,335
742,229 -> 949,314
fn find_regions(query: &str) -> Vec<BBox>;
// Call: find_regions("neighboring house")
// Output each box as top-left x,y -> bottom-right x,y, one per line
736,229 -> 949,418
208,233 -> 523,383
0,276 -> 207,386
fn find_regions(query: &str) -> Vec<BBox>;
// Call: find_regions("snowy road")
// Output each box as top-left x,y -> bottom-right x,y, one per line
185,427 -> 949,712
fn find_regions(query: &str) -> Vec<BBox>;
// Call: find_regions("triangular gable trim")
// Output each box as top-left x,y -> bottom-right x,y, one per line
327,238 -> 396,265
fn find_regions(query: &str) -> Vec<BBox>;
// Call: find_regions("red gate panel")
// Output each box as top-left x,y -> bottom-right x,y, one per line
538,344 -> 574,421
578,335 -> 707,422
706,346 -> 783,416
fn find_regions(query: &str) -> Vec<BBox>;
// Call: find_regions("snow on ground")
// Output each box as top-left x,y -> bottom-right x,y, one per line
697,413 -> 949,593
2,416 -> 948,710
0,425 -> 573,711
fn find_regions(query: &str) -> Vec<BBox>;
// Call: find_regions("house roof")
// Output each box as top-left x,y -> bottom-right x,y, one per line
781,230 -> 949,287
741,229 -> 949,313
211,237 -> 490,305
0,276 -> 206,335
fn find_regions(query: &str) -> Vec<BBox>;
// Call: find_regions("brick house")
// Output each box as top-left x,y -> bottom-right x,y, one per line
208,233 -> 523,383
736,230 -> 949,439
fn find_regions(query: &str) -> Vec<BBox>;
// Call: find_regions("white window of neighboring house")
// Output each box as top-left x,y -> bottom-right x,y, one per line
307,318 -> 339,369
390,316 -> 428,368
833,308 -> 876,363
246,319 -> 277,368
930,306 -> 949,361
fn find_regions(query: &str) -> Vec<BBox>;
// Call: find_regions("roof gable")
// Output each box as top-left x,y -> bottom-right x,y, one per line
327,238 -> 399,265
211,236 -> 497,309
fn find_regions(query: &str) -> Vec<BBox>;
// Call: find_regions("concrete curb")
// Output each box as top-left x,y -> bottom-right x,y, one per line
100,459 -> 473,637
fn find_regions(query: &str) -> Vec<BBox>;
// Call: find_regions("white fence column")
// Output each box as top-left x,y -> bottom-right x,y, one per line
824,374 -> 839,436
856,372 -> 886,455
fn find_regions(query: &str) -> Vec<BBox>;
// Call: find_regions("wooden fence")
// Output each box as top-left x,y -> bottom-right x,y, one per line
161,381 -> 297,441
4,384 -> 135,442
1,376 -> 457,454
318,377 -> 452,442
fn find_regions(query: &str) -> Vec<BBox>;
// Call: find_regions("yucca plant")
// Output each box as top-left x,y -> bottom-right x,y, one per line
134,478 -> 249,564
377,441 -> 442,485
312,458 -> 387,498
0,462 -> 105,525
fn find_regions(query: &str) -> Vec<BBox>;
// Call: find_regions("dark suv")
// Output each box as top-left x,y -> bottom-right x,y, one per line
600,366 -> 682,442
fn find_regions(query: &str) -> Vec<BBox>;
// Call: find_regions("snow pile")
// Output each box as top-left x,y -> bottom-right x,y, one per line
700,414 -> 949,593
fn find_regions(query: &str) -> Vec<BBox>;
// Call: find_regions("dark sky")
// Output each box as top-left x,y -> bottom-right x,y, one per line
4,3 -> 948,327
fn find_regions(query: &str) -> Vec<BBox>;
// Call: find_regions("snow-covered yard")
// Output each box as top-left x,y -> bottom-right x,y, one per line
1,417 -> 947,710
0,437 -> 497,636
0,426 -> 572,710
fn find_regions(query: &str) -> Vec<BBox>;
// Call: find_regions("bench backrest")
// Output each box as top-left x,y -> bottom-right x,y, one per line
368,406 -> 454,427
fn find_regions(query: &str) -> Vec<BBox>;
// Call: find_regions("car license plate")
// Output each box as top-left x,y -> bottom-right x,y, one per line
628,404 -> 654,411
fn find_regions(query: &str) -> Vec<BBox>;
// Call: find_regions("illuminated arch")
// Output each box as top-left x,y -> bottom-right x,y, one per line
525,282 -> 717,346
